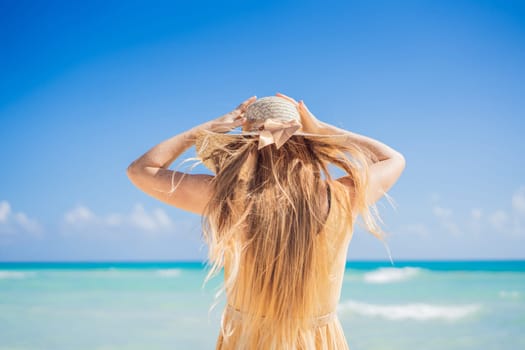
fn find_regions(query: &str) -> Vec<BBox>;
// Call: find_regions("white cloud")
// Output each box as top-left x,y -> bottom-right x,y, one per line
471,208 -> 482,221
396,185 -> 525,247
433,206 -> 451,219
62,203 -> 176,235
0,200 -> 43,235
13,212 -> 42,233
509,187 -> 525,236
432,205 -> 463,236
105,213 -> 123,227
399,223 -> 430,237
0,201 -> 10,223
64,205 -> 96,225
441,221 -> 462,236
129,204 -> 174,232
483,187 -> 525,236
465,208 -> 484,235
488,210 -> 509,232
512,186 -> 525,216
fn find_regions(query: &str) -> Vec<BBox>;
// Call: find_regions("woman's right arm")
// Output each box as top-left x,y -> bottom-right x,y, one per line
275,92 -> 406,206
297,100 -> 406,205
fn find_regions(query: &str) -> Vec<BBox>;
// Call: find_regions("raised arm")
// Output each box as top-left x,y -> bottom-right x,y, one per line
276,93 -> 406,206
313,116 -> 406,205
127,96 -> 256,215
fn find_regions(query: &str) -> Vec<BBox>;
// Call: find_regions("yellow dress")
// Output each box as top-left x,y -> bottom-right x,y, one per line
216,181 -> 355,350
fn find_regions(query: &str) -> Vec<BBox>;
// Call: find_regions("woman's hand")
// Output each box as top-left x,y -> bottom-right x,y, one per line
275,92 -> 324,134
128,95 -> 256,216
201,96 -> 257,133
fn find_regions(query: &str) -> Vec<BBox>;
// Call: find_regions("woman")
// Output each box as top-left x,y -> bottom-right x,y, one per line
127,93 -> 406,349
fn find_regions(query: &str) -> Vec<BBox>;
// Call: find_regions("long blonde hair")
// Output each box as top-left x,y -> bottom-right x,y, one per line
192,131 -> 392,349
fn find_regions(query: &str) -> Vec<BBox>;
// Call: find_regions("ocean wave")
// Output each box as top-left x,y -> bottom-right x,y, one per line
363,267 -> 423,284
499,290 -> 520,299
338,299 -> 481,321
0,270 -> 33,279
155,269 -> 182,278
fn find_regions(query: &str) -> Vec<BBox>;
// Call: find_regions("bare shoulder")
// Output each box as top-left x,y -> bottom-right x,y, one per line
331,177 -> 358,220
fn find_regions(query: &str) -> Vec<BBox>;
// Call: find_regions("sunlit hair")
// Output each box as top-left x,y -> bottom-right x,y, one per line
180,130 -> 394,349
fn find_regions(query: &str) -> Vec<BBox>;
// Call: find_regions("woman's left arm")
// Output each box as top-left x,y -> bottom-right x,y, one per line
126,96 -> 256,215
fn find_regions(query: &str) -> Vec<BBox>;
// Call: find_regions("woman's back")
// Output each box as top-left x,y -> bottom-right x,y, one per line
218,180 -> 354,350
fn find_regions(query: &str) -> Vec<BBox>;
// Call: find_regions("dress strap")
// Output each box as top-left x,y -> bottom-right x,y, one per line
225,304 -> 337,328
327,182 -> 332,215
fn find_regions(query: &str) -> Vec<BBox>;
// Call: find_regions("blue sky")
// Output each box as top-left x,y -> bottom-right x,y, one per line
1,0 -> 524,261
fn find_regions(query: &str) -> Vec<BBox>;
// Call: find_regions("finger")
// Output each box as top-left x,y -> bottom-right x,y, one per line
297,100 -> 305,114
298,101 -> 315,122
233,112 -> 246,120
299,100 -> 311,114
214,120 -> 243,133
276,92 -> 295,102
276,92 -> 295,99
235,117 -> 246,126
237,96 -> 257,111
276,92 -> 298,105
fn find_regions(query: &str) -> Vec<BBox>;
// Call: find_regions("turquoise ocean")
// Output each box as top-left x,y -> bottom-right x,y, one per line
1,260 -> 524,350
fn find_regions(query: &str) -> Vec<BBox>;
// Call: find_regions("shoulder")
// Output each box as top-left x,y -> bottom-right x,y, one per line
328,179 -> 358,222
319,180 -> 355,252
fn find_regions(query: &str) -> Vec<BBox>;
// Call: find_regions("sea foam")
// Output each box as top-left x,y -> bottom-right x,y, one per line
155,269 -> 182,278
0,270 -> 33,279
499,290 -> 520,299
338,299 -> 481,321
363,267 -> 422,284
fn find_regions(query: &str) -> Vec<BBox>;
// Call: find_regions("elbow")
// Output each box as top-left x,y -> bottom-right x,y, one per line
394,152 -> 406,172
399,152 -> 406,166
127,161 -> 140,181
